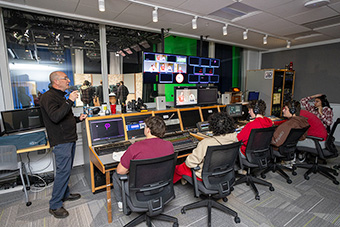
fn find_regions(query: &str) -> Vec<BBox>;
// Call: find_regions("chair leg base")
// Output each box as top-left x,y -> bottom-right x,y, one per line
261,163 -> 293,184
235,174 -> 274,200
294,163 -> 339,185
124,213 -> 178,227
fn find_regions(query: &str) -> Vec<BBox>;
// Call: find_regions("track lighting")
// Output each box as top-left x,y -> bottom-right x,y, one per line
152,7 -> 158,22
263,35 -> 268,45
243,29 -> 248,40
192,16 -> 198,29
286,40 -> 291,48
223,24 -> 228,36
98,0 -> 105,12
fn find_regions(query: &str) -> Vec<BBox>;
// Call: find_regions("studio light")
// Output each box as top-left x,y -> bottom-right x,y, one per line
286,40 -> 291,48
243,29 -> 248,40
98,0 -> 105,12
192,16 -> 198,29
152,7 -> 158,22
263,35 -> 268,45
223,24 -> 228,36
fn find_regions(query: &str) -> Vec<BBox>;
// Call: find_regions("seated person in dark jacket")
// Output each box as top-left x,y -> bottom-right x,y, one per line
112,116 -> 174,211
272,100 -> 309,149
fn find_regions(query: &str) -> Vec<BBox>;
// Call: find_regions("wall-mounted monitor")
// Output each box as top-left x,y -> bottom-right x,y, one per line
210,58 -> 220,67
89,117 -> 125,145
198,87 -> 218,106
200,58 -> 210,66
174,86 -> 198,108
124,113 -> 152,140
1,107 -> 45,134
188,56 -> 200,66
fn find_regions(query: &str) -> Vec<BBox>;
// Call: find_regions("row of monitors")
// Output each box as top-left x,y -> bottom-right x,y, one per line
88,104 -> 243,146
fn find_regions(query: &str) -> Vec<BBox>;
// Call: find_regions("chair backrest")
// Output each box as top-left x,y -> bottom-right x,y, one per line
245,127 -> 276,168
278,126 -> 310,158
201,142 -> 241,197
0,145 -> 18,171
325,118 -> 340,155
128,153 -> 177,216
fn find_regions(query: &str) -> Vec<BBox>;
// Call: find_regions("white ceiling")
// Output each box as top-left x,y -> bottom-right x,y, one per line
1,0 -> 340,51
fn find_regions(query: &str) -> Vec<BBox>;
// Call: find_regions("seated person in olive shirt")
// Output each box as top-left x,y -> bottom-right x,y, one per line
112,116 -> 174,211
173,112 -> 238,184
272,100 -> 309,148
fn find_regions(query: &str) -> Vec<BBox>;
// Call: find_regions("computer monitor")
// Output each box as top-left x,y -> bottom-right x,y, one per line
124,113 -> 152,139
226,104 -> 243,118
201,107 -> 219,121
248,91 -> 260,101
180,109 -> 201,130
154,111 -> 181,133
174,86 -> 198,108
1,107 -> 45,134
198,87 -> 218,106
89,117 -> 125,146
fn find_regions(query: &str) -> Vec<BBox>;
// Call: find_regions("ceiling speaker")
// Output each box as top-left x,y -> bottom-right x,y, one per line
304,0 -> 330,8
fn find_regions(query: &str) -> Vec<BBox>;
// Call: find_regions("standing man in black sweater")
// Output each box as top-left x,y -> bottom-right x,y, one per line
40,71 -> 87,219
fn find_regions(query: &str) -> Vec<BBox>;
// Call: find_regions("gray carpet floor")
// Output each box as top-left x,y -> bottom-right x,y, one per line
1,155 -> 340,227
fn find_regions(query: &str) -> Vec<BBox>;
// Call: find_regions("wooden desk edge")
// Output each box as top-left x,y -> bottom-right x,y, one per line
17,141 -> 50,154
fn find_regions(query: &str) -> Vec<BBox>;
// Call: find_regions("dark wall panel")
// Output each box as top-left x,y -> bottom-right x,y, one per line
262,42 -> 340,103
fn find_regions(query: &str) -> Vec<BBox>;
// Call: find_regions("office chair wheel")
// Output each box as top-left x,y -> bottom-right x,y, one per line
334,172 -> 339,176
333,180 -> 339,185
231,186 -> 234,191
26,186 -> 30,190
255,195 -> 260,200
287,179 -> 292,184
292,171 -> 297,176
304,175 -> 310,180
181,208 -> 186,214
234,216 -> 241,223
261,173 -> 266,179
223,197 -> 228,202
173,222 -> 179,227
269,186 -> 274,191
26,202 -> 32,206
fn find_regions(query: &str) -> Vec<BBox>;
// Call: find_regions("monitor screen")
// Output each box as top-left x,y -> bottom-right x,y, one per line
248,91 -> 259,101
124,114 -> 152,139
198,87 -> 218,106
174,87 -> 198,107
1,107 -> 45,134
189,56 -> 200,66
200,58 -> 210,66
154,111 -> 181,133
210,58 -> 220,67
201,107 -> 219,121
180,109 -> 202,130
226,104 -> 243,117
89,118 -> 125,145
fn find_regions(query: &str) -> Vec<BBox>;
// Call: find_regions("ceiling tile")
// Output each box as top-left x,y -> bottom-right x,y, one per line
286,6 -> 338,25
25,0 -> 79,13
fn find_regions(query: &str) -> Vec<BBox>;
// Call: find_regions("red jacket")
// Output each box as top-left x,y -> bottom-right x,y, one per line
300,110 -> 327,140
237,117 -> 273,156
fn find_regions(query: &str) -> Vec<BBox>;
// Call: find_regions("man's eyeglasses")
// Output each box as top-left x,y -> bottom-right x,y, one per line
59,77 -> 70,81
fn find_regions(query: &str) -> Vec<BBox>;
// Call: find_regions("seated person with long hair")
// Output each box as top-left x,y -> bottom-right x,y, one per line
173,112 -> 238,184
112,116 -> 174,211
237,100 -> 273,158
300,94 -> 333,131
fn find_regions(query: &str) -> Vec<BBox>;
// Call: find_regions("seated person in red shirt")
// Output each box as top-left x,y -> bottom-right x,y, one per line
112,116 -> 174,211
173,112 -> 238,184
237,100 -> 273,158
272,100 -> 309,148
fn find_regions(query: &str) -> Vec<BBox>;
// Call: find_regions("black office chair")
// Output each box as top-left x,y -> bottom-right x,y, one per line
181,142 -> 242,226
293,118 -> 339,185
261,126 -> 310,184
234,127 -> 276,200
119,153 -> 179,227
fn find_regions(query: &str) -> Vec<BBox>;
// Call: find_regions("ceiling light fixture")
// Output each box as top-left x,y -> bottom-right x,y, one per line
192,16 -> 198,29
222,24 -> 228,36
243,29 -> 248,40
98,0 -> 105,12
152,7 -> 158,22
286,40 -> 291,48
263,35 -> 268,45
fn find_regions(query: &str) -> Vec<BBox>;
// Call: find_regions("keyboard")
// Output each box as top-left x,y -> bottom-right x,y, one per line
164,133 -> 199,152
94,141 -> 131,156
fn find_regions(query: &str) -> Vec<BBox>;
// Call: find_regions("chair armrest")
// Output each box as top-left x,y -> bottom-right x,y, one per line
140,182 -> 169,192
306,135 -> 323,141
118,174 -> 129,215
119,174 -> 128,181
191,166 -> 200,198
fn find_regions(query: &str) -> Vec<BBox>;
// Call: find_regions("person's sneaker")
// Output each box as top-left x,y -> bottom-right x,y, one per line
117,202 -> 123,212
238,169 -> 247,175
49,207 -> 69,219
181,178 -> 188,185
62,193 -> 81,202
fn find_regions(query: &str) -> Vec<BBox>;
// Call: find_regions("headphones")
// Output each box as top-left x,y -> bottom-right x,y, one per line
289,100 -> 296,115
253,101 -> 260,115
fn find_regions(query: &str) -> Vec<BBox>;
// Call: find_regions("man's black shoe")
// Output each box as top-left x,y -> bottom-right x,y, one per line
62,193 -> 81,202
49,207 -> 69,219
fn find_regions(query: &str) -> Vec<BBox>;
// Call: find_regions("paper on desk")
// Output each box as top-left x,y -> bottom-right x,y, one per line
112,150 -> 126,162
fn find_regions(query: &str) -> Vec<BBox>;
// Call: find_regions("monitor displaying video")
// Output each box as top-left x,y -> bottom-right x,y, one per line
226,104 -> 243,118
174,86 -> 198,108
